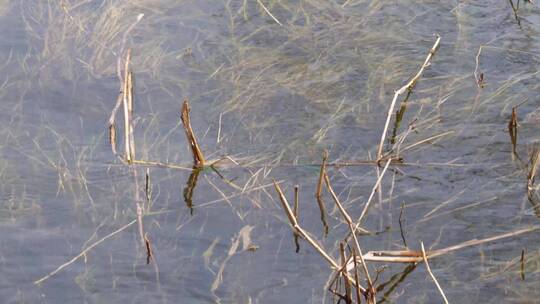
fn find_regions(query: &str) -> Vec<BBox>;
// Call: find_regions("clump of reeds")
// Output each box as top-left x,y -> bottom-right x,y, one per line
272,35 -> 540,303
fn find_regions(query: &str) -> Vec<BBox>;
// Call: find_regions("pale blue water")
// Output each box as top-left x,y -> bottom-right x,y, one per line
1,1 -> 540,303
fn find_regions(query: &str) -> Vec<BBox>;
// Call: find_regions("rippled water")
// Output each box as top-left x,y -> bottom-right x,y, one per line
1,1 -> 540,303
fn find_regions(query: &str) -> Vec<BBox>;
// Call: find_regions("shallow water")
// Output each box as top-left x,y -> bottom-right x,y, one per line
1,0 -> 540,303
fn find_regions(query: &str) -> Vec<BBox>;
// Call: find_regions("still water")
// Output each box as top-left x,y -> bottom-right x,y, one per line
1,0 -> 540,303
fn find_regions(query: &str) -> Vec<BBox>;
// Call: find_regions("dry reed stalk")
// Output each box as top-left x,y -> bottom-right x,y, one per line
273,181 -> 337,267
356,159 -> 392,225
127,71 -> 135,161
324,172 -> 376,301
122,49 -> 133,163
376,36 -> 441,160
356,225 -> 540,264
108,14 -> 143,155
273,181 -> 368,292
316,151 -> 330,235
421,242 -> 449,304
181,98 -> 206,167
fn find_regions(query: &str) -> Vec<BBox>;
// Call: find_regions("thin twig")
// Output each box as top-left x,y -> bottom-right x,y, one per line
34,219 -> 137,285
256,0 -> 283,25
356,159 -> 392,225
421,242 -> 449,304
324,173 -> 375,300
376,35 -> 441,159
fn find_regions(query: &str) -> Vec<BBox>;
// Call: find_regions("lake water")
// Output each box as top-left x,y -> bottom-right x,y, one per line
1,0 -> 540,303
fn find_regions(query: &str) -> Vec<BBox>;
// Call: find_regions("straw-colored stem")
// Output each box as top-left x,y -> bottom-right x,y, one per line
421,242 -> 449,304
127,71 -> 135,161
324,173 -> 375,300
273,181 -> 340,269
376,36 -> 441,159
122,49 -> 132,163
356,159 -> 392,225
181,98 -> 206,167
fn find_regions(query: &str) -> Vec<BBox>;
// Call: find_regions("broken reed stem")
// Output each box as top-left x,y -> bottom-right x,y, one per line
324,173 -> 375,300
181,98 -> 206,167
274,181 -> 367,293
127,71 -> 136,161
376,35 -> 441,160
421,242 -> 449,304
108,14 -> 143,156
273,181 -> 338,268
122,49 -> 133,163
316,151 -> 330,235
359,225 -> 540,264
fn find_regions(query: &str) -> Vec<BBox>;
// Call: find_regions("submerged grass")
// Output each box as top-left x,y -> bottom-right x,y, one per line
2,0 -> 540,303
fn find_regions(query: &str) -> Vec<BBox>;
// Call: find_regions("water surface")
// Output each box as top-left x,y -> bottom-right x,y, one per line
1,1 -> 540,303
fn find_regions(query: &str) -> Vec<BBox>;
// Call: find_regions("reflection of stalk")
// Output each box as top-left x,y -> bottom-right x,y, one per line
377,264 -> 417,303
293,185 -> 300,253
181,99 -> 205,167
184,167 -> 202,215
508,107 -> 518,159
315,151 -> 330,236
527,147 -> 539,191
390,90 -> 412,145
